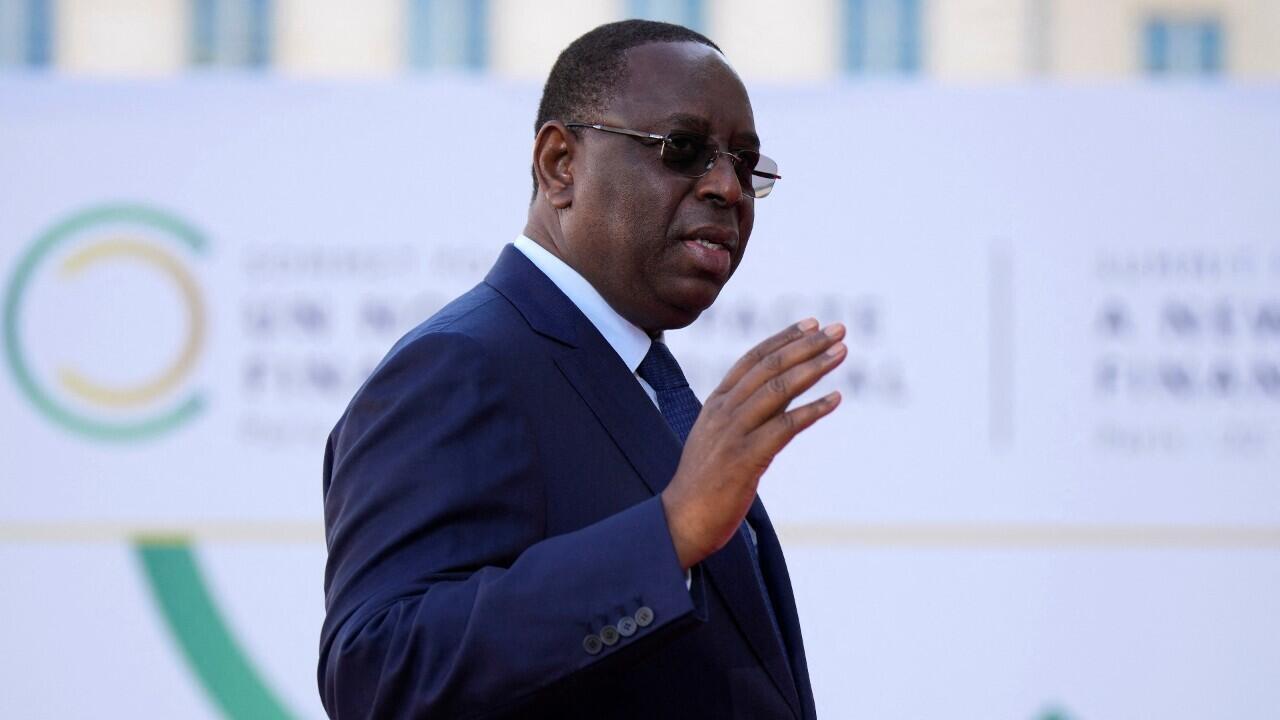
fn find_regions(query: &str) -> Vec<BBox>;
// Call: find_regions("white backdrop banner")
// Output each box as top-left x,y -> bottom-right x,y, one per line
1,79 -> 1278,719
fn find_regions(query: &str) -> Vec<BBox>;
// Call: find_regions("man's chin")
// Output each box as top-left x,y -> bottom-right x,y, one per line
657,285 -> 723,330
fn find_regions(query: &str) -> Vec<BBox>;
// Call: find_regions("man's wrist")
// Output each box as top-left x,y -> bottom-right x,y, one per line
660,490 -> 701,571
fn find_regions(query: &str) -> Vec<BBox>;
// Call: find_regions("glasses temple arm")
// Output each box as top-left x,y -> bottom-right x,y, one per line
564,122 -> 666,142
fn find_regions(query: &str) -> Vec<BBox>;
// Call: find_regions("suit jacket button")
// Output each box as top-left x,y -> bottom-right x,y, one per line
634,606 -> 654,627
583,634 -> 603,655
600,625 -> 620,646
616,616 -> 637,637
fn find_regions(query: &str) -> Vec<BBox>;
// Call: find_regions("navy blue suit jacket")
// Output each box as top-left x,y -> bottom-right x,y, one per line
320,245 -> 816,719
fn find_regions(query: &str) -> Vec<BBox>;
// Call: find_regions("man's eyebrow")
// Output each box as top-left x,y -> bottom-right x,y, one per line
659,113 -> 761,148
660,113 -> 711,132
734,130 -> 761,149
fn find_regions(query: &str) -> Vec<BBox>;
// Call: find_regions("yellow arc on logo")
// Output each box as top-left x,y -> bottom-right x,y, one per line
57,238 -> 206,408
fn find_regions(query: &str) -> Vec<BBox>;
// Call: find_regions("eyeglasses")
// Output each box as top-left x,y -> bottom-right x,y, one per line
564,122 -> 781,199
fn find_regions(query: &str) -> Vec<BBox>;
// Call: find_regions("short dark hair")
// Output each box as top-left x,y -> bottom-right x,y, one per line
530,19 -> 722,199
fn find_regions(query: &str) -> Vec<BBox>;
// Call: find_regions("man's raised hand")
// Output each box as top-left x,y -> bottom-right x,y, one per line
661,318 -> 847,570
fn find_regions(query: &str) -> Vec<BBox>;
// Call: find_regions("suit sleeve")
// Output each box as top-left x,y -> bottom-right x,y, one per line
318,330 -> 704,719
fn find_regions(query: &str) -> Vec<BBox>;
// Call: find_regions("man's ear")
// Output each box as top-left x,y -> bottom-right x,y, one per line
532,121 -> 576,209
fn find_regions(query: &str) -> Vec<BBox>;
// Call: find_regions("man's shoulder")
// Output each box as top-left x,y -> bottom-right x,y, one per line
402,281 -> 517,346
378,272 -> 556,376
332,281 -> 534,429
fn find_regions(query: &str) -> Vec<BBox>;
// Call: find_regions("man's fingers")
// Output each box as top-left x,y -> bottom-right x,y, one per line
725,323 -> 845,408
714,318 -> 818,395
736,340 -> 847,429
747,391 -> 843,458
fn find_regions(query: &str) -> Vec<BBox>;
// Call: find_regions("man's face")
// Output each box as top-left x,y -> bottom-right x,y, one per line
562,41 -> 758,333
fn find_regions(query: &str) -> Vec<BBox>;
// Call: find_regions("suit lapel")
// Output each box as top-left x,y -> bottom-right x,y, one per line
553,349 -> 683,495
746,498 -> 812,717
704,501 -> 804,719
485,244 -> 684,496
486,245 -> 803,717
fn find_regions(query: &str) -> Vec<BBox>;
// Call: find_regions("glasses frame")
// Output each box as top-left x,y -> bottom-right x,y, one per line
564,122 -> 781,199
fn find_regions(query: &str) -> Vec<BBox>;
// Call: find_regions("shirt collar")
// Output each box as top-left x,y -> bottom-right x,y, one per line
513,235 -> 653,373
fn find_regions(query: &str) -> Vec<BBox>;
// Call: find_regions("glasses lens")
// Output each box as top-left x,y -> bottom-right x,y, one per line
660,132 -> 780,199
747,153 -> 779,198
660,133 -> 715,176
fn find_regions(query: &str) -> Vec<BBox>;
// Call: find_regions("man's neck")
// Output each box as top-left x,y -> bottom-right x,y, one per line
521,219 -> 665,340
521,219 -> 564,262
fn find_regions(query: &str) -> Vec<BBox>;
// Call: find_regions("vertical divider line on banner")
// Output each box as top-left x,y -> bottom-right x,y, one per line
134,539 -> 296,720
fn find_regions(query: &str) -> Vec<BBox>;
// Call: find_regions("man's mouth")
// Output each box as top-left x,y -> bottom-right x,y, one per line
683,226 -> 738,253
680,227 -> 737,279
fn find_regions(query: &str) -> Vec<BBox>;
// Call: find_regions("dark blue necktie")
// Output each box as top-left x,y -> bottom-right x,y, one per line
636,341 -> 785,649
635,341 -> 700,444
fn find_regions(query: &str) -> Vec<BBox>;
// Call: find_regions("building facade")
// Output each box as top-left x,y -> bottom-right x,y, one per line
1,0 -> 1277,80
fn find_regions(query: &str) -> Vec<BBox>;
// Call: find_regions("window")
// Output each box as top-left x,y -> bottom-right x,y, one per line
408,0 -> 488,70
627,0 -> 705,33
843,0 -> 922,75
0,0 -> 53,68
1144,17 -> 1223,76
190,0 -> 272,68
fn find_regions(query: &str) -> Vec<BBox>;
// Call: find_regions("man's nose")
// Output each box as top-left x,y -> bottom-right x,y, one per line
694,152 -> 745,206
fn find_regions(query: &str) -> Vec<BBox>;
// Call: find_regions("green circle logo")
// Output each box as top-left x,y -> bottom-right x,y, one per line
3,204 -> 209,441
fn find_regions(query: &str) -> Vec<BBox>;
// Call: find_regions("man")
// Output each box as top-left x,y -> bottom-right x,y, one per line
320,20 -> 846,719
